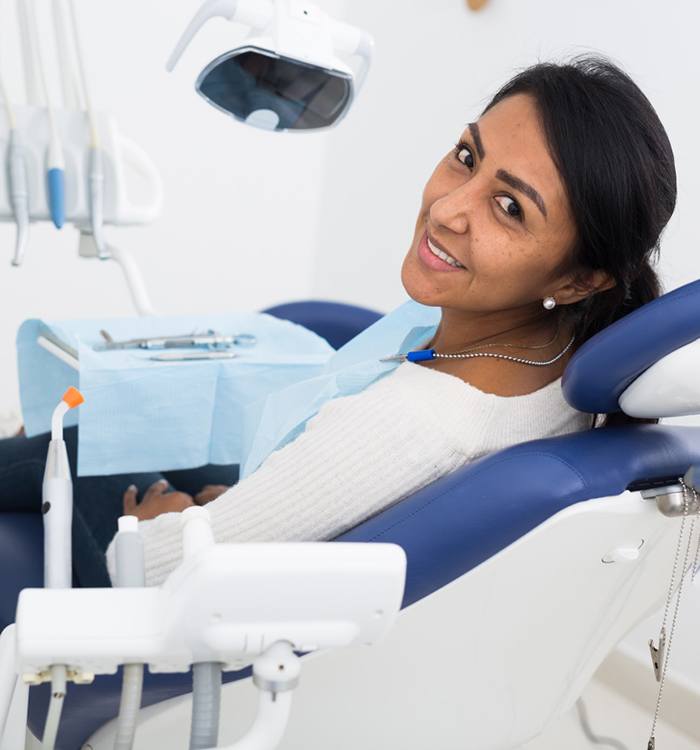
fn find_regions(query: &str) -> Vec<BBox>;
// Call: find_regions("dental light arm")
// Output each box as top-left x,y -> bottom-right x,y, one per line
167,0 -> 369,70
166,0 -> 274,72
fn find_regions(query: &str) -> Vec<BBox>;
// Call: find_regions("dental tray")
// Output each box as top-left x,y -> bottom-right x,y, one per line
17,313 -> 334,476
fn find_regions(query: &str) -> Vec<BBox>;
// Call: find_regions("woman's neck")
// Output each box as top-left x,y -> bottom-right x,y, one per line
427,306 -> 563,354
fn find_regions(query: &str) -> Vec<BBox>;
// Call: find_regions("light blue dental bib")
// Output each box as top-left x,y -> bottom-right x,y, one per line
240,298 -> 441,477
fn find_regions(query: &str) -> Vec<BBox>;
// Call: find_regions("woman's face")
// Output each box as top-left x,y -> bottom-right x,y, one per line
401,93 -> 579,315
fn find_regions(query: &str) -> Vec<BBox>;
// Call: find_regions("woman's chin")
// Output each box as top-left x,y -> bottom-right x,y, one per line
400,257 -> 443,307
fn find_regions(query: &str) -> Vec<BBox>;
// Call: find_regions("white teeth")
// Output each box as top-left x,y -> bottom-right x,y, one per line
427,238 -> 464,268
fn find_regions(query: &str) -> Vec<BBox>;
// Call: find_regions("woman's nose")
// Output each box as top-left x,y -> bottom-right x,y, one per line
429,185 -> 471,235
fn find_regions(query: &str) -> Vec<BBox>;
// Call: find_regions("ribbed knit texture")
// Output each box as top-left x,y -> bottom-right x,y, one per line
105,362 -> 593,586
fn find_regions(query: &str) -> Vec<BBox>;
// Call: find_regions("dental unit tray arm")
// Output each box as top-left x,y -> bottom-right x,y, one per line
13,507 -> 406,750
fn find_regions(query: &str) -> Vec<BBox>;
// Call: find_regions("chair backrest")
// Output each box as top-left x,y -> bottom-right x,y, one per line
563,277 -> 700,416
261,299 -> 383,350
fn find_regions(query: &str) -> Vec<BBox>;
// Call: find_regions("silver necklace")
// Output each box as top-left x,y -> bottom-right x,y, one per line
647,478 -> 700,749
428,333 -> 575,366
382,322 -> 576,367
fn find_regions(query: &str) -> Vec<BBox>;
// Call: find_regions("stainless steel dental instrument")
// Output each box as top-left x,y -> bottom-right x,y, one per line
149,351 -> 239,362
95,330 -> 256,351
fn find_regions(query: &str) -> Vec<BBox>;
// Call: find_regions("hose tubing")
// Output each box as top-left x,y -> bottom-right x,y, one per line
113,517 -> 146,750
113,664 -> 144,750
190,662 -> 222,750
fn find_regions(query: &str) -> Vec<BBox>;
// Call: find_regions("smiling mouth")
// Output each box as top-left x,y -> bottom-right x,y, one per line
426,235 -> 465,269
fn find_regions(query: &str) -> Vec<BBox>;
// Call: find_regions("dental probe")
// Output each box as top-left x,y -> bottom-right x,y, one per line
66,0 -> 108,257
149,351 -> 239,362
0,67 -> 30,265
25,0 -> 66,229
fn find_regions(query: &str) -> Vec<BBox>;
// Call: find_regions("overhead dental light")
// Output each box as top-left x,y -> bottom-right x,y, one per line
166,0 -> 374,132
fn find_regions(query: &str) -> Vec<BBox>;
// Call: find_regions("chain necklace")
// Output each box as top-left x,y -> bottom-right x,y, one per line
647,478 -> 700,749
382,319 -> 576,367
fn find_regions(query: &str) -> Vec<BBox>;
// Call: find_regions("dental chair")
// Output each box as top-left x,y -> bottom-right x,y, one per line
1,280 -> 700,750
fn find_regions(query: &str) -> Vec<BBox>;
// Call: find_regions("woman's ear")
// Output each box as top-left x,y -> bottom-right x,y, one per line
554,269 -> 616,306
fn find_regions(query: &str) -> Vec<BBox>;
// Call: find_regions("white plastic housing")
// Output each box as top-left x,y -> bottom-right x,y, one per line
0,106 -> 163,227
619,337 -> 700,418
167,0 -> 370,92
15,542 -> 406,675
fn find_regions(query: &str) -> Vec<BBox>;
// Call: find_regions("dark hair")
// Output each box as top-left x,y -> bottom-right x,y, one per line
483,56 -> 676,425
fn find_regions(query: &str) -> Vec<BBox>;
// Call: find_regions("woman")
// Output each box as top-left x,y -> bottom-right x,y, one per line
0,55 -> 676,587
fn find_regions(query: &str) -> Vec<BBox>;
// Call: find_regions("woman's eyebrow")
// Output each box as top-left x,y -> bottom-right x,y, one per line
496,169 -> 548,219
467,122 -> 485,159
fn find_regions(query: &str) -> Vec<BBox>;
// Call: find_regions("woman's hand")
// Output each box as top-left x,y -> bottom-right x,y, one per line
123,479 -> 195,521
194,485 -> 231,506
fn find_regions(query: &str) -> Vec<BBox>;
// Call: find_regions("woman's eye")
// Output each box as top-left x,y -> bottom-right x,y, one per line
494,195 -> 523,222
454,142 -> 474,169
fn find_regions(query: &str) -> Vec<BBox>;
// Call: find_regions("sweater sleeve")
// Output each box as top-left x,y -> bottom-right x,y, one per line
106,363 -> 490,587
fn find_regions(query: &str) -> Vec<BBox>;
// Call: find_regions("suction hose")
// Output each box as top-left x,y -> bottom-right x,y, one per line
190,662 -> 223,750
113,516 -> 145,750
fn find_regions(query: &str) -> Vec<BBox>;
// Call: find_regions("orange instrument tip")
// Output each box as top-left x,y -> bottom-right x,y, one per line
62,386 -> 85,409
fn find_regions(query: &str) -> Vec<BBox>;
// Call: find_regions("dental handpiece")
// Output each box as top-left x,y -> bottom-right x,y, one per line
43,387 -> 84,590
7,130 -> 30,266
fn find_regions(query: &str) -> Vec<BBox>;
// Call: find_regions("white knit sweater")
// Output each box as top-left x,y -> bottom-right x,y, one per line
105,361 -> 593,586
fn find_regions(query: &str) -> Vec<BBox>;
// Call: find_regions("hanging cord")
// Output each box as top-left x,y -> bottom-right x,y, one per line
647,479 -> 700,749
65,0 -> 98,146
0,68 -> 17,129
16,0 -> 43,105
575,698 -> 629,750
52,0 -> 83,110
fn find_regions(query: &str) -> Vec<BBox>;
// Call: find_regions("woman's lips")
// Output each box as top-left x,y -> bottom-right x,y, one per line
417,231 -> 466,272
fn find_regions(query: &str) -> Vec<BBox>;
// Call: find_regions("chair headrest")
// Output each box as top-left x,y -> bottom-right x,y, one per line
562,278 -> 700,413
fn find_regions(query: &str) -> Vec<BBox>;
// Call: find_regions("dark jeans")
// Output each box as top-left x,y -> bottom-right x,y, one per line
0,427 -> 239,587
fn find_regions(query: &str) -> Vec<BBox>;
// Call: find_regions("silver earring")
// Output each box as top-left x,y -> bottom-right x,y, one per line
543,296 -> 556,310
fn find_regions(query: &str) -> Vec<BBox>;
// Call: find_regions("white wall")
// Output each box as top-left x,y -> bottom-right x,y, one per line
2,0 -> 700,705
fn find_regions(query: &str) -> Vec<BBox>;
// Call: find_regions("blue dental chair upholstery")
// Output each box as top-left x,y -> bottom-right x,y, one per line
3,283 -> 700,749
